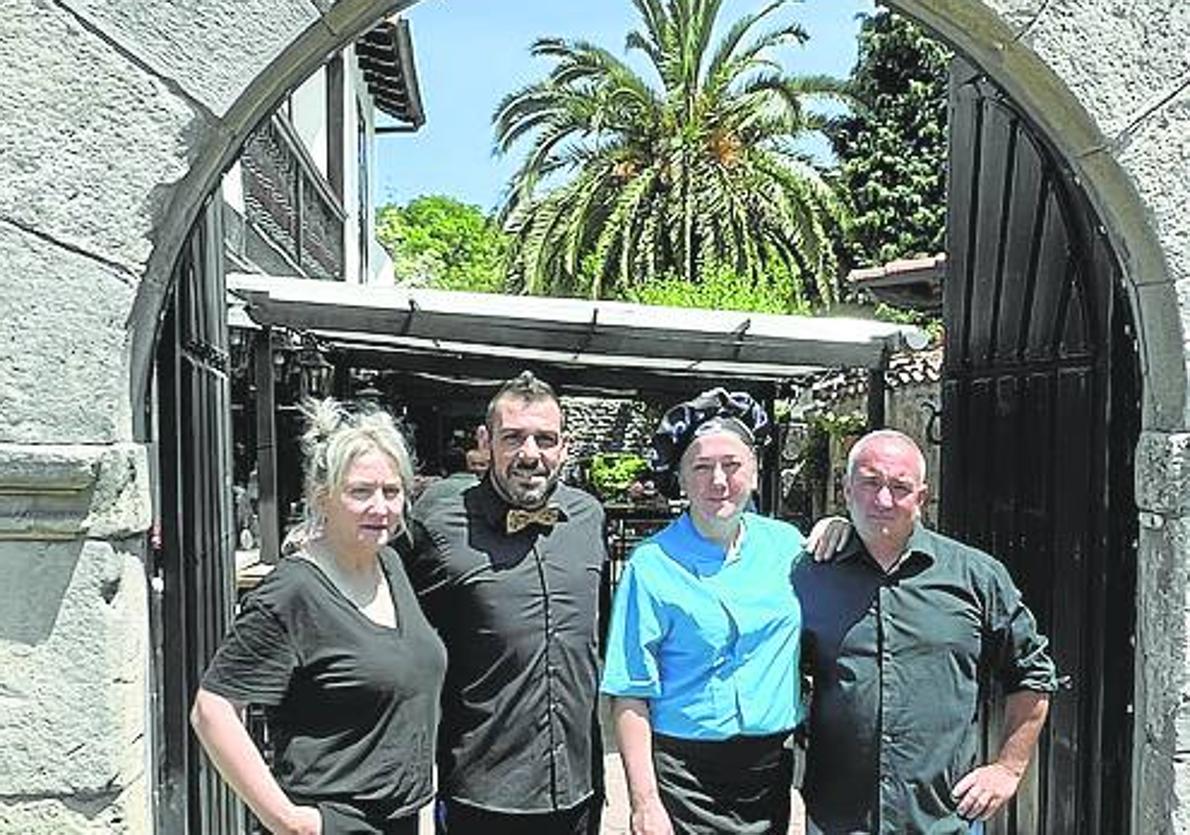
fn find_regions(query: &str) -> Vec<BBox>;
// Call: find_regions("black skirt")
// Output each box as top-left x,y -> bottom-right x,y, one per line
652,732 -> 794,835
315,799 -> 418,835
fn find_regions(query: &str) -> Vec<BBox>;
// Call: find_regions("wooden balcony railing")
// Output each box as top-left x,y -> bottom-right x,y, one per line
240,114 -> 346,281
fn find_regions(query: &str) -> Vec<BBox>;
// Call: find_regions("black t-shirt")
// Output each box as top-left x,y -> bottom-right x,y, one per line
202,547 -> 447,820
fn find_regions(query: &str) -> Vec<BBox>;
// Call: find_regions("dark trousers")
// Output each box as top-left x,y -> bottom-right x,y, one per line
807,819 -> 985,834
435,796 -> 600,835
317,800 -> 418,835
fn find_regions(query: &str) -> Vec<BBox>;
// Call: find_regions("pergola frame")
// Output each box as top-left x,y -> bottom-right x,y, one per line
229,273 -> 925,561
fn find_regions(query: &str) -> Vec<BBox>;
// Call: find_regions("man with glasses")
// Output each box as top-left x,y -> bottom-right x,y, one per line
793,430 -> 1058,835
405,371 -> 605,834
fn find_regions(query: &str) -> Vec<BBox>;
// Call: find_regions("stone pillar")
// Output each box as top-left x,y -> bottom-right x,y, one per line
1134,432 -> 1190,834
0,445 -> 152,833
0,0 -> 353,830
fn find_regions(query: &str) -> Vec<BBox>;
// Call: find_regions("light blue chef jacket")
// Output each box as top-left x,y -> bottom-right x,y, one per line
600,511 -> 806,740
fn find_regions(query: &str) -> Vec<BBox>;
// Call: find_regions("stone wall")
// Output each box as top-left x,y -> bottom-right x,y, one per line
0,445 -> 152,833
1134,432 -> 1190,833
0,1 -> 399,830
560,395 -> 656,476
781,368 -> 942,527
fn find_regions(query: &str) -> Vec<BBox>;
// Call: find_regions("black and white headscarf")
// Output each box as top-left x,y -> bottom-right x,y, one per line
649,388 -> 771,494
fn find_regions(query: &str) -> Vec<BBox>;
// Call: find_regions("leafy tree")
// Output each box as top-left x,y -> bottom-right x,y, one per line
493,0 -> 847,304
624,261 -> 810,314
828,8 -> 951,270
375,195 -> 509,292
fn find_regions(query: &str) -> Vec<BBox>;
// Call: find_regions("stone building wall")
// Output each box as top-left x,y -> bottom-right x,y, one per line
1,1 -> 1189,832
561,396 -> 656,465
780,351 -> 942,527
796,381 -> 942,525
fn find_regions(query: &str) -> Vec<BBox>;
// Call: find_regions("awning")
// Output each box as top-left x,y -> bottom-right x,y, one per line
228,274 -> 927,389
848,254 -> 945,312
229,273 -> 927,564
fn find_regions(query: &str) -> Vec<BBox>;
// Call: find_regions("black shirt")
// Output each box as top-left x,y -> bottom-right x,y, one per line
202,548 -> 447,821
406,477 -> 606,813
792,523 -> 1058,834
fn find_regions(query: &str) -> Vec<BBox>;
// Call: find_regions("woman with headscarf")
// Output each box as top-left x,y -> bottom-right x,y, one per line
601,388 -> 843,835
191,399 -> 446,835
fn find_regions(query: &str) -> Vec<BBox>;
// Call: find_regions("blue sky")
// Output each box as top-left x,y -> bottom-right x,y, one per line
377,0 -> 876,213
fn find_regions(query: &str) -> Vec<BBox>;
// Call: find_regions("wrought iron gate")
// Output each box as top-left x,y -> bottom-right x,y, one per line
151,199 -> 245,834
940,61 -> 1139,835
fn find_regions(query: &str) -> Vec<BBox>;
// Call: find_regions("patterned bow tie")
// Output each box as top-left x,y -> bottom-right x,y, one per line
506,505 -> 561,534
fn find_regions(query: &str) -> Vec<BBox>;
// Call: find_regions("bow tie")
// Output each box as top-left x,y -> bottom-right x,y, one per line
506,505 -> 561,534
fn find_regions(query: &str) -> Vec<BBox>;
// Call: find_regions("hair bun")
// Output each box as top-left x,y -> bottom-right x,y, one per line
299,397 -> 350,453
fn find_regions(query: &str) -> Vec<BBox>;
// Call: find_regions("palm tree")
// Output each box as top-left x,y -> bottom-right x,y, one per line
493,0 -> 847,304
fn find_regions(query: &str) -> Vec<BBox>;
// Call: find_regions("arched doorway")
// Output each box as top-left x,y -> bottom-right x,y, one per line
940,60 -> 1138,835
132,4 -> 1167,834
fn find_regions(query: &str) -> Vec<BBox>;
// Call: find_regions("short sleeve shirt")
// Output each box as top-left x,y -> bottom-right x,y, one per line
201,548 -> 447,819
792,523 -> 1058,834
601,512 -> 807,740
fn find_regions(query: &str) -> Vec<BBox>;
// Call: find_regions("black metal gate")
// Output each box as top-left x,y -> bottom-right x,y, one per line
151,199 -> 245,834
940,60 -> 1139,835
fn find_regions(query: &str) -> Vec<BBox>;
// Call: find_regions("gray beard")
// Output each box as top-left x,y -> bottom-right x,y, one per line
492,469 -> 559,509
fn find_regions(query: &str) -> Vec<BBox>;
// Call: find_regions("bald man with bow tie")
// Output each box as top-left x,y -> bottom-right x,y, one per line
405,371 -> 608,835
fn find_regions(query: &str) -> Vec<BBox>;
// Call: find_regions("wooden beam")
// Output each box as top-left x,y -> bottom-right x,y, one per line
254,327 -> 280,564
866,365 -> 886,430
326,55 -> 345,203
761,384 -> 781,515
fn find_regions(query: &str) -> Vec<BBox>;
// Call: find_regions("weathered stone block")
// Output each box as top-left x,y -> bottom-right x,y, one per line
0,223 -> 137,444
60,0 -> 322,118
1018,1 -> 1190,141
1128,282 -> 1190,432
982,0 -> 1048,34
1136,432 -> 1190,515
0,0 -> 211,271
1135,517 -> 1190,734
1117,90 -> 1190,297
0,443 -> 152,540
0,774 -> 148,834
1138,737 -> 1180,835
1133,516 -> 1190,834
321,0 -> 418,37
0,540 -> 148,797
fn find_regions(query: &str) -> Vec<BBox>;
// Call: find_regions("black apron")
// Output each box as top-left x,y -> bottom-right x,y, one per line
652,732 -> 793,834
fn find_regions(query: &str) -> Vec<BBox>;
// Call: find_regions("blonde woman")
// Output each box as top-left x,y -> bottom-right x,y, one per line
191,399 -> 446,835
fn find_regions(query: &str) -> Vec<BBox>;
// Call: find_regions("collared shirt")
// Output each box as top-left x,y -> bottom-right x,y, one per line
792,523 -> 1058,834
600,512 -> 806,740
405,477 -> 606,814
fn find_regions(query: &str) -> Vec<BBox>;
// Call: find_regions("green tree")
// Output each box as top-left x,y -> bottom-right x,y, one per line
624,261 -> 810,314
828,8 -> 951,270
375,195 -> 509,292
493,0 -> 846,304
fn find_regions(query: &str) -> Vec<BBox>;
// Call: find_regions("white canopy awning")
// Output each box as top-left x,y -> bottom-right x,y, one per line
228,274 -> 926,384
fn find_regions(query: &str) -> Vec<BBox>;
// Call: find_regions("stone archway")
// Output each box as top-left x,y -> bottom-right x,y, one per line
882,5 -> 1189,833
0,1 -> 1187,833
